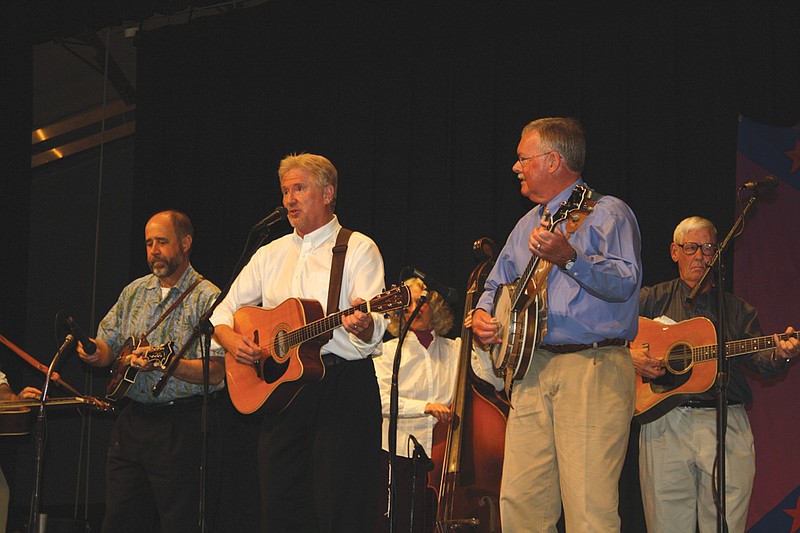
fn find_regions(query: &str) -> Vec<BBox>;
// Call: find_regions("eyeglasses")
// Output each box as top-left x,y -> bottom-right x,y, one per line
517,151 -> 554,164
676,242 -> 718,256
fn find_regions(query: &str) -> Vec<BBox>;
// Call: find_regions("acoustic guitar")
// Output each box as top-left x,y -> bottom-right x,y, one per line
107,337 -> 176,401
226,285 -> 410,415
632,316 -> 798,423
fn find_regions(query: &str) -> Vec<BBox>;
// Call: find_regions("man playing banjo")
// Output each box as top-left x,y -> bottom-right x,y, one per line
471,117 -> 642,533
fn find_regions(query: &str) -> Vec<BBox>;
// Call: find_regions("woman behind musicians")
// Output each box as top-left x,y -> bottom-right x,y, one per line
373,277 -> 501,533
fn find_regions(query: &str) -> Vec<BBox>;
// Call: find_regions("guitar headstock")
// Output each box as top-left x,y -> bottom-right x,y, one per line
87,396 -> 116,412
550,185 -> 591,227
146,341 -> 176,369
369,285 -> 412,315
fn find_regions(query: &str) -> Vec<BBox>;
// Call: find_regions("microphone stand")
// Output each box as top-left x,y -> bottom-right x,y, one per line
409,435 -> 434,533
409,439 -> 420,533
686,191 -> 761,533
28,333 -> 76,533
150,217 -> 284,533
388,291 -> 427,533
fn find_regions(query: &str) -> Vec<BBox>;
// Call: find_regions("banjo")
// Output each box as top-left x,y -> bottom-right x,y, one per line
490,185 -> 595,385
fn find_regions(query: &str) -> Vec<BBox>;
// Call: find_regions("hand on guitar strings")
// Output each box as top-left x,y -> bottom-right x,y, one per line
470,308 -> 501,347
129,347 -> 159,372
15,386 -> 43,401
214,324 -> 261,366
773,326 -> 799,364
529,217 -> 576,269
342,298 -> 374,341
630,347 -> 666,380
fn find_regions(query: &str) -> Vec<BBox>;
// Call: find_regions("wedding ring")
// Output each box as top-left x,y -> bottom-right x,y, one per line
536,243 -> 542,250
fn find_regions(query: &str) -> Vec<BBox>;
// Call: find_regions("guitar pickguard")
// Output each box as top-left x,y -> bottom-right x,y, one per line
647,368 -> 691,395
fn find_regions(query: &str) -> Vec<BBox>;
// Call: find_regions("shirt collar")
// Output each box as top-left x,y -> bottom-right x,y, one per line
543,177 -> 586,216
291,215 -> 341,249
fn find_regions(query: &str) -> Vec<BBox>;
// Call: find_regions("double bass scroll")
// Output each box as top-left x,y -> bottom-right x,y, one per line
432,237 -> 510,532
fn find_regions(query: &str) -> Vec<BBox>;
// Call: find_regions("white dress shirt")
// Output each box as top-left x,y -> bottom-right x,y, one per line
375,330 -> 502,457
210,215 -> 388,360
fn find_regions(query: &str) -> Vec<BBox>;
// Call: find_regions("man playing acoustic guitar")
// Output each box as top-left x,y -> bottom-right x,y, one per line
77,210 -> 225,533
471,117 -> 642,532
210,153 -> 389,533
631,216 -> 799,533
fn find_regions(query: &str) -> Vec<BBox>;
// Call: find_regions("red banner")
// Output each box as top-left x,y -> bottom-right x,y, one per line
735,117 -> 800,532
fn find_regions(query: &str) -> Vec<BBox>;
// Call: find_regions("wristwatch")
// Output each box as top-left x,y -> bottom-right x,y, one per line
562,249 -> 577,271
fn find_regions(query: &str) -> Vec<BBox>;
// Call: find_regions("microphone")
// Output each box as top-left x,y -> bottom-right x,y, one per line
408,434 -> 435,472
253,206 -> 288,228
407,267 -> 458,304
739,175 -> 779,192
66,315 -> 96,355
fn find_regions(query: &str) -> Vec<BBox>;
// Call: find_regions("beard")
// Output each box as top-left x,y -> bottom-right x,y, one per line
149,252 -> 183,279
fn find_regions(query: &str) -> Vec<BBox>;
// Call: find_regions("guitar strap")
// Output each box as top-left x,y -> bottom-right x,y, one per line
322,228 -> 353,342
141,277 -> 205,340
562,190 -> 603,237
108,277 -> 205,400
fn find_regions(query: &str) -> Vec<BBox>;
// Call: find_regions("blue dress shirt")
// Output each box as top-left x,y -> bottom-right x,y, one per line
476,179 -> 642,344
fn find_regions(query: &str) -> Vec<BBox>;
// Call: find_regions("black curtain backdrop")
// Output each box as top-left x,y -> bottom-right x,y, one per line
131,0 -> 798,296
1,0 -> 797,531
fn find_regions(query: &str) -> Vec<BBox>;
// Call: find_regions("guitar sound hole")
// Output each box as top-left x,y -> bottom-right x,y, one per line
650,344 -> 693,394
257,331 -> 290,385
665,343 -> 692,373
273,331 -> 289,360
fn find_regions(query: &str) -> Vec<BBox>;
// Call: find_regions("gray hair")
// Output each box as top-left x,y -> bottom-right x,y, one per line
673,216 -> 717,244
521,117 -> 585,173
387,277 -> 455,337
278,153 -> 338,210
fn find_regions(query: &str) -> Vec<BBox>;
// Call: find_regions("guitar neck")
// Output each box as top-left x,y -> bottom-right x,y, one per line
510,220 -> 558,309
287,301 -> 370,348
0,396 -> 110,410
693,331 -> 799,362
509,185 -> 590,309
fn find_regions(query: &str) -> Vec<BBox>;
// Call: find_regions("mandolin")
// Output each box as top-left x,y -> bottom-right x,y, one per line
107,337 -> 176,401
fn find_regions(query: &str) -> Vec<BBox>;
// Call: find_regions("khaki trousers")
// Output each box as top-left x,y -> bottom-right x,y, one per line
500,346 -> 635,532
639,404 -> 755,533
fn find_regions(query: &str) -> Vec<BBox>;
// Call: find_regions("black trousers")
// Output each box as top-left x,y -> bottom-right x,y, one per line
101,395 -> 222,533
257,356 -> 382,533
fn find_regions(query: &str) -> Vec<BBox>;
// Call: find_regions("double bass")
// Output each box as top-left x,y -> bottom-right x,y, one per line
430,238 -> 510,532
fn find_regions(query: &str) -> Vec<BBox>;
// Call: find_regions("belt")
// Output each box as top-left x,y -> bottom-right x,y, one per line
681,399 -> 742,409
322,353 -> 347,367
131,391 -> 220,412
539,338 -> 629,354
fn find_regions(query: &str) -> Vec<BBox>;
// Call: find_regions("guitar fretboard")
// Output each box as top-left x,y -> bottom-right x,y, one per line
510,186 -> 589,309
283,301 -> 370,349
268,287 -> 408,353
676,332 -> 799,363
